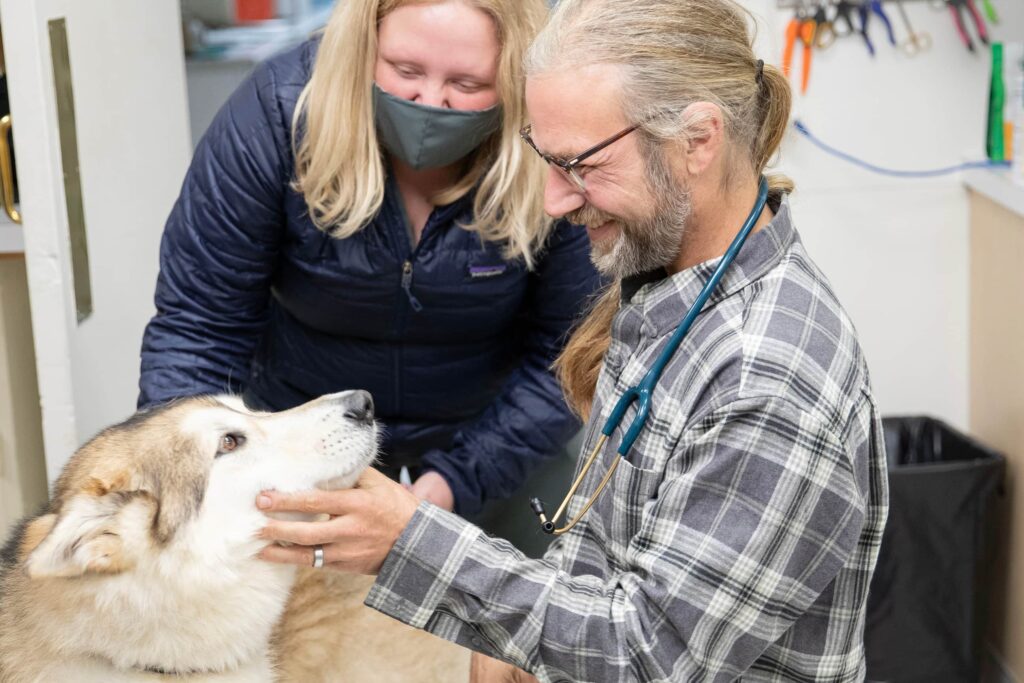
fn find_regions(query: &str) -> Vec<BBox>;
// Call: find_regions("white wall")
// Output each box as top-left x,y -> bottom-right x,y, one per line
744,0 -> 1024,431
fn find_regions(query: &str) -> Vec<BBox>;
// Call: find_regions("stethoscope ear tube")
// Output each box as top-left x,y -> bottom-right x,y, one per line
532,434 -> 621,535
531,177 -> 771,536
529,497 -> 556,534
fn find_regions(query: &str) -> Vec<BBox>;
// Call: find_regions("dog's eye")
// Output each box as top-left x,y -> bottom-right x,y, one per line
217,433 -> 245,457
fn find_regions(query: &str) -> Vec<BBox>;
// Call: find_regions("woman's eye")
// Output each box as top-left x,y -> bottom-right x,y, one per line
454,81 -> 483,93
217,433 -> 245,456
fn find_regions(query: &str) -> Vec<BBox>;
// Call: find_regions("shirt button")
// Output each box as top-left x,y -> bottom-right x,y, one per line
471,637 -> 482,647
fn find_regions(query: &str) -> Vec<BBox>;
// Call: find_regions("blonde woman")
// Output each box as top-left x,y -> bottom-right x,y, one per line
139,0 -> 600,535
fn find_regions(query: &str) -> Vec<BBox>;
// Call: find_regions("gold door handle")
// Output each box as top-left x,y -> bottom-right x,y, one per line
0,114 -> 21,224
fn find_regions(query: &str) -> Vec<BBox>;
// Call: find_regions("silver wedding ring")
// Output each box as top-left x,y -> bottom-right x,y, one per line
312,545 -> 325,569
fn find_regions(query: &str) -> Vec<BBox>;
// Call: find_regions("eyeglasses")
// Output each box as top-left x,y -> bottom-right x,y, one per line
520,122 -> 640,191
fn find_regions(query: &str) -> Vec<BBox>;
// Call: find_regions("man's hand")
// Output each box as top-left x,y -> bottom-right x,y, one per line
256,468 -> 419,575
470,653 -> 539,683
411,470 -> 455,511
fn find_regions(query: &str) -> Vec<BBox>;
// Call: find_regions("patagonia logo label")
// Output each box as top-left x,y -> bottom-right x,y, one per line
469,264 -> 507,279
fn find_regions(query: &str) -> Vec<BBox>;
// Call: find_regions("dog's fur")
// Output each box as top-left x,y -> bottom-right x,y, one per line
0,392 -> 469,682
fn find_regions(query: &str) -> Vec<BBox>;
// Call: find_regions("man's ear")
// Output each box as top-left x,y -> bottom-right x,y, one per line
24,488 -> 150,579
677,102 -> 724,177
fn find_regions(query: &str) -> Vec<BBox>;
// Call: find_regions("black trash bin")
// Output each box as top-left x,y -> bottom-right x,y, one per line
865,416 -> 1006,683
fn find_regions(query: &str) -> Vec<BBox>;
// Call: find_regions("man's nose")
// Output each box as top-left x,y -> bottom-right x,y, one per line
543,166 -> 585,218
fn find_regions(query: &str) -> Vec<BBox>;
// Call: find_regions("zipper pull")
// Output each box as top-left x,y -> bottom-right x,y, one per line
401,260 -> 424,312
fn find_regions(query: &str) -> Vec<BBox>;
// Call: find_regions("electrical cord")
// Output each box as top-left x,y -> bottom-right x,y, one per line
792,119 -> 1011,178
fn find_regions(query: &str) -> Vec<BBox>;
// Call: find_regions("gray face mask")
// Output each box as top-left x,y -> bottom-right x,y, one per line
373,84 -> 502,170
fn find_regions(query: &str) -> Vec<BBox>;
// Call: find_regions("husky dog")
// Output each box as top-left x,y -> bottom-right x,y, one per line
0,391 -> 469,682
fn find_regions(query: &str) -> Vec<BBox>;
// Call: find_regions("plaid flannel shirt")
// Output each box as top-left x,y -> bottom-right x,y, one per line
367,193 -> 889,682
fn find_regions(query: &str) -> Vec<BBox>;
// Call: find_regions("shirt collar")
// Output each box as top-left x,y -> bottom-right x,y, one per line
620,267 -> 667,303
622,191 -> 795,337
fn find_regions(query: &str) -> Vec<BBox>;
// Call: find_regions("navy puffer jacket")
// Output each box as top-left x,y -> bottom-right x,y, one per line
138,40 -> 602,515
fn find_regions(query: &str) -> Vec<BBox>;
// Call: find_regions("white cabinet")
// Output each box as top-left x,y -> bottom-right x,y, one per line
0,0 -> 192,533
966,177 -> 1024,681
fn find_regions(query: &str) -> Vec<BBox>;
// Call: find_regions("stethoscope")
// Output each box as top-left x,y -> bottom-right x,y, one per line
530,176 -> 770,536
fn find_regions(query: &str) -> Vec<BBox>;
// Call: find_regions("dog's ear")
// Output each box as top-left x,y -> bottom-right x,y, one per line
147,459 -> 207,546
24,488 -> 152,578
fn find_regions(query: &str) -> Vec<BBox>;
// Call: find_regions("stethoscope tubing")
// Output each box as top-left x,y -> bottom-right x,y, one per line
602,176 -> 771,460
532,175 -> 770,535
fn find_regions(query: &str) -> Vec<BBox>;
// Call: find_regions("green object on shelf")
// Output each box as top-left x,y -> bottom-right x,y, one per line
988,43 -> 1005,162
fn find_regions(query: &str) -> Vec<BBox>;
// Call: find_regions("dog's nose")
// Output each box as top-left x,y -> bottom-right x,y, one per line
341,390 -> 374,425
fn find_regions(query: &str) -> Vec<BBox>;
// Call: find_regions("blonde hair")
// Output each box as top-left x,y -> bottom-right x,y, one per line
535,0 -> 794,419
292,0 -> 553,267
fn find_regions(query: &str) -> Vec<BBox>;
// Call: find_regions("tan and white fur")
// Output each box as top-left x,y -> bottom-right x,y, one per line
0,391 -> 469,682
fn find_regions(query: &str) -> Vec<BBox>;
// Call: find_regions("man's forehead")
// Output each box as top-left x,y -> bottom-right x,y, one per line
525,64 -> 627,157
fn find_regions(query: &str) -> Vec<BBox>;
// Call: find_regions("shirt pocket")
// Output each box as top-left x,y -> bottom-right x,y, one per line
594,452 -> 663,552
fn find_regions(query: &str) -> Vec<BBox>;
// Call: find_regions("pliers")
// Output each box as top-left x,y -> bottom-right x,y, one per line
946,0 -> 989,52
858,0 -> 896,56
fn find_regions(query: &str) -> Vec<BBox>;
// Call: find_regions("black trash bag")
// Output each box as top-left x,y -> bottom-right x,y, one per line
865,416 -> 1006,683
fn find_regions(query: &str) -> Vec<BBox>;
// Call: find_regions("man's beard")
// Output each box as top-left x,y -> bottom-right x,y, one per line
568,149 -> 691,280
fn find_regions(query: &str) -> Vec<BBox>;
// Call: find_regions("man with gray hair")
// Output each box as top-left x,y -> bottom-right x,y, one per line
255,0 -> 889,680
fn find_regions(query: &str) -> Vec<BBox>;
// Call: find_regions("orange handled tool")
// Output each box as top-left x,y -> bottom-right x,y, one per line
782,15 -> 801,76
798,17 -> 816,93
782,11 -> 817,94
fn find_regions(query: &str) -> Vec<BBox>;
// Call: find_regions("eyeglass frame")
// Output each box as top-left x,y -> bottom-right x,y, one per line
519,122 -> 641,191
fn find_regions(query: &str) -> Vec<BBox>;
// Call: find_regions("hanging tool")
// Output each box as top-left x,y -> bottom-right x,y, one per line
858,0 -> 897,57
893,0 -> 933,55
814,3 -> 838,50
945,0 -> 989,52
817,0 -> 863,51
979,0 -> 999,24
782,7 -> 817,94
797,16 -> 816,94
782,9 -> 804,75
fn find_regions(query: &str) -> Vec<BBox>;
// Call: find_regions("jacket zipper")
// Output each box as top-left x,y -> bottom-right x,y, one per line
401,260 -> 424,312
